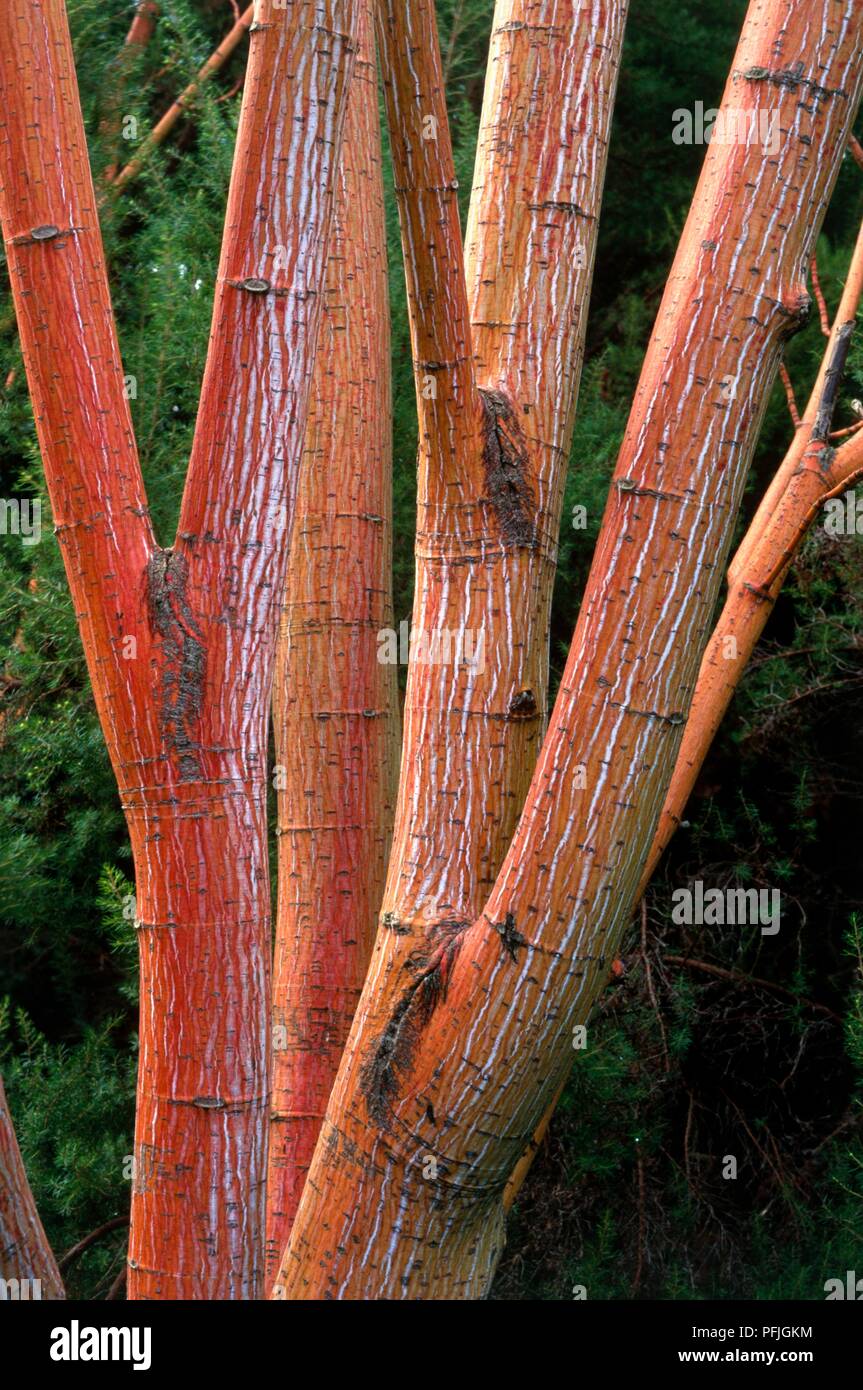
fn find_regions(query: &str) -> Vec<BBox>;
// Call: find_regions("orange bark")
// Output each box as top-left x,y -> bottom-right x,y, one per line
272,0 -> 625,1284
125,0 -> 160,46
264,0 -> 399,1286
518,211 -> 863,1201
376,0 -> 627,944
274,0 -> 863,1300
0,0 -> 356,1299
641,214 -> 863,895
0,1074 -> 64,1299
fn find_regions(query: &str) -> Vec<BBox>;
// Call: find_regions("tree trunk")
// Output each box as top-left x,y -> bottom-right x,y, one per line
276,0 -> 627,1296
641,214 -> 863,892
265,0 -> 399,1288
0,0 -> 357,1300
274,0 -> 863,1300
376,0 -> 627,947
508,210 -> 863,1212
0,1075 -> 64,1299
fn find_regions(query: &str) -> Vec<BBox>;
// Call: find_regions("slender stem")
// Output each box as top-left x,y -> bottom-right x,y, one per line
810,253 -> 831,336
663,956 -> 842,1024
59,1215 -> 127,1273
111,4 -> 255,190
101,2 -> 160,181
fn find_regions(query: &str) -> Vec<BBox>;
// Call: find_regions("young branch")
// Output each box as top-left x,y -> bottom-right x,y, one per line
101,2 -> 160,181
58,1215 -> 128,1274
662,956 -> 842,1024
111,4 -> 255,190
124,1 -> 160,47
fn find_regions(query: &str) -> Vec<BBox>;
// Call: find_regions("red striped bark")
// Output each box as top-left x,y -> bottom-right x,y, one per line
377,0 -> 627,942
275,0 -> 863,1300
265,0 -> 399,1287
0,1075 -> 64,1299
0,0 -> 357,1300
641,214 -> 863,892
282,4 -> 628,1294
508,212 -> 863,1212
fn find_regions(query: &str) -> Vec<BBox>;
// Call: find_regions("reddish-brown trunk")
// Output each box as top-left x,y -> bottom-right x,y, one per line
376,0 -> 627,943
0,1075 -> 64,1299
641,214 -> 863,893
265,0 -> 399,1286
0,0 -> 357,1299
274,0 -> 863,1300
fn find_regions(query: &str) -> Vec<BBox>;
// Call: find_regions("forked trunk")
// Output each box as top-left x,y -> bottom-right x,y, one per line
274,0 -> 863,1300
0,0 -> 357,1300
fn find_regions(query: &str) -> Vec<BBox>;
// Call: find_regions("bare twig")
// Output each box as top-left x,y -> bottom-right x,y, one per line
59,1214 -> 127,1273
664,955 -> 841,1024
641,901 -> 670,1072
779,362 -> 801,428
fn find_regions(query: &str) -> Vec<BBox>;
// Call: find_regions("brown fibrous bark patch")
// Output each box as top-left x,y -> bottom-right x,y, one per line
739,64 -> 847,103
147,549 -> 205,781
480,388 -> 536,547
360,919 -> 470,1128
508,688 -> 539,720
